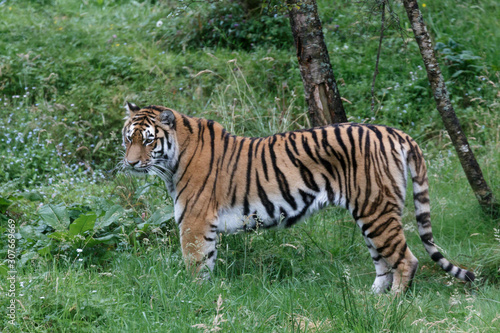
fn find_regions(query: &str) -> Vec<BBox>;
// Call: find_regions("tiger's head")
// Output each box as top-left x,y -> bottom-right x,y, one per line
121,102 -> 178,181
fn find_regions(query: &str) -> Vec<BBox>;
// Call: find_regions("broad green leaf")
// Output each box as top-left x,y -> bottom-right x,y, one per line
24,191 -> 43,202
135,183 -> 154,198
136,222 -> 149,231
19,251 -> 39,267
47,231 -> 67,241
146,206 -> 174,226
87,234 -> 119,247
451,70 -> 465,78
39,204 -> 70,231
96,205 -> 125,229
69,212 -> 97,237
19,225 -> 35,240
38,243 -> 52,256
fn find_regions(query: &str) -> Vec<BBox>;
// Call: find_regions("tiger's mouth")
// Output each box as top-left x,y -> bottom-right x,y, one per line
123,162 -> 151,176
125,168 -> 149,176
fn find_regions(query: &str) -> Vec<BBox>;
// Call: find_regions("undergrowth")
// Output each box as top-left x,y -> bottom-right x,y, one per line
0,0 -> 499,331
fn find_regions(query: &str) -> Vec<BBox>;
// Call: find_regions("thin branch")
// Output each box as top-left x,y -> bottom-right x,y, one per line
371,1 -> 386,114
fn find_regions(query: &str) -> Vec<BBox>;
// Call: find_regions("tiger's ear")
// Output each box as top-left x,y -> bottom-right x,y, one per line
125,101 -> 141,115
159,110 -> 176,128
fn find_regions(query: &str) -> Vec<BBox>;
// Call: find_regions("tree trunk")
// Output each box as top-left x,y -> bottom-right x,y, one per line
402,0 -> 498,215
287,0 -> 348,126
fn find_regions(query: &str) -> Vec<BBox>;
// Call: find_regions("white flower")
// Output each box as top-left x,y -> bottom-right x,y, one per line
156,20 -> 163,28
76,248 -> 83,253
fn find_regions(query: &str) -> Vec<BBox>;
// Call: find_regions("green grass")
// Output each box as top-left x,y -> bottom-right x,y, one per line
1,0 -> 499,331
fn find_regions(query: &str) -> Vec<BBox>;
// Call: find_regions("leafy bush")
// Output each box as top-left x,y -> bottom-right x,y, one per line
158,1 -> 293,50
0,190 -> 174,272
435,38 -> 484,80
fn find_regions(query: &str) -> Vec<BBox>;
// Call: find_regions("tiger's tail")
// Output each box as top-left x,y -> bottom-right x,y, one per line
407,142 -> 475,283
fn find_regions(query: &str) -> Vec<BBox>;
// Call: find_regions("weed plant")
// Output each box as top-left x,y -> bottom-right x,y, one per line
0,0 -> 499,331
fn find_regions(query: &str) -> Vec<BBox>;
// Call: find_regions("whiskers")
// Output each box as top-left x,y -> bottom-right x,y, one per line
112,151 -> 128,173
113,151 -> 173,184
150,161 -> 173,182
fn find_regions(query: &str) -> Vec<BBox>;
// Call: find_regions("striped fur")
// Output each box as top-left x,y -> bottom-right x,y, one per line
122,103 -> 475,293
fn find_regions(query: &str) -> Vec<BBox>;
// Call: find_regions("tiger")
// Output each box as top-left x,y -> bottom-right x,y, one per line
121,102 -> 475,293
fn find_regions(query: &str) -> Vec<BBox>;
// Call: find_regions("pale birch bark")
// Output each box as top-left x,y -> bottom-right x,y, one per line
402,0 -> 498,214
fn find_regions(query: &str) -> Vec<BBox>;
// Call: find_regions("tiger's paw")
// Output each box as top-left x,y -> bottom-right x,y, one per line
371,273 -> 393,294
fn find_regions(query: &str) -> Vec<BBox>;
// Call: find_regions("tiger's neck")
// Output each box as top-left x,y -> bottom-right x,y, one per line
169,116 -> 250,208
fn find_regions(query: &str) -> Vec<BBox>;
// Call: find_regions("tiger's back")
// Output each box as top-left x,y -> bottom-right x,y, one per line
122,103 -> 474,293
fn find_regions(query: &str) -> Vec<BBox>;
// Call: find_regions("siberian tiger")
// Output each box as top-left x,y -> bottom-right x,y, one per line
121,102 -> 475,293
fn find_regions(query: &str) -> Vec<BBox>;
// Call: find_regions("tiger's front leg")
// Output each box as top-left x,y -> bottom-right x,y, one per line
179,216 -> 218,279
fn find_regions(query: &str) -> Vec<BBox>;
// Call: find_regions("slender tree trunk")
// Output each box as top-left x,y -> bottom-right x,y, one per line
287,0 -> 348,125
402,0 -> 498,215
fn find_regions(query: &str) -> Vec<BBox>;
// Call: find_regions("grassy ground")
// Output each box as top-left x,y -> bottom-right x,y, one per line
1,0 -> 499,332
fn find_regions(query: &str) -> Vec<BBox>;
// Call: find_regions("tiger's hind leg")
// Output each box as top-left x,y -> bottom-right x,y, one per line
363,235 -> 393,293
358,211 -> 419,294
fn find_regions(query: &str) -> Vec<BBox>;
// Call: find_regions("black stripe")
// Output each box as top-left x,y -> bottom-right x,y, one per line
230,186 -> 238,206
177,198 -> 190,225
301,135 -> 318,163
321,128 -> 333,156
322,174 -> 335,203
175,176 -> 192,204
366,217 -> 399,239
416,212 -> 430,226
346,126 -> 357,184
379,239 -> 401,258
193,121 -> 216,202
297,160 -> 320,192
221,132 -> 231,166
254,138 -> 263,158
147,105 -> 165,112
444,261 -> 454,272
419,232 -> 434,245
261,145 -> 269,181
226,136 -> 239,172
284,140 -> 298,167
177,131 -> 203,185
243,139 -> 256,216
256,172 -> 275,218
243,197 -> 250,216
392,242 -> 408,268
360,202 -> 395,234
311,130 -> 320,147
182,115 -> 194,133
333,127 -> 350,199
355,129 -> 373,219
431,252 -> 444,262
357,126 -> 364,154
464,271 -> 475,282
269,137 -> 297,210
414,191 -> 430,204
288,133 -> 299,155
227,138 -> 246,196
284,190 -> 315,228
